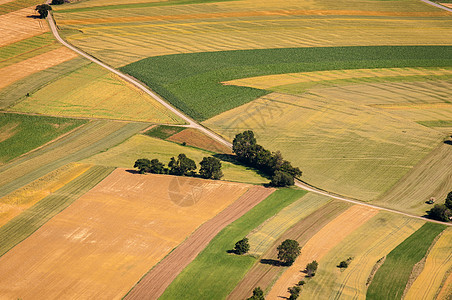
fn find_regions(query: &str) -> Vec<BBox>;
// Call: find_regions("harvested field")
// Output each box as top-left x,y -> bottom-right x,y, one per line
228,200 -> 350,300
437,273 -> 452,300
83,134 -> 267,184
375,141 -> 452,215
267,205 -> 379,299
160,189 -> 306,300
125,185 -> 274,300
0,165 -> 113,258
246,193 -> 332,256
0,0 -> 43,15
0,121 -> 148,198
301,212 -> 424,299
0,57 -> 90,109
405,228 -> 452,300
0,47 -> 78,89
0,7 -> 48,46
0,162 -> 91,227
0,113 -> 86,164
205,92 -> 444,202
167,128 -> 232,154
367,222 -> 447,300
0,169 -> 251,299
12,63 -> 183,124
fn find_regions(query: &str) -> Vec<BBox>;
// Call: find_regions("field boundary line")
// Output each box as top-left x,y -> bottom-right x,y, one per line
419,0 -> 452,12
45,10 -> 451,227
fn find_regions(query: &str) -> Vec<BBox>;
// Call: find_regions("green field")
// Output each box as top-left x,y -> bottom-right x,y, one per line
82,134 -> 267,184
0,165 -> 113,257
159,188 -> 307,300
0,113 -> 87,164
120,46 -> 452,121
144,125 -> 185,139
366,222 -> 447,300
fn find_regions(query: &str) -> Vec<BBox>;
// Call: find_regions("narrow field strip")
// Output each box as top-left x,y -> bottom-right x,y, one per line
0,7 -> 48,46
167,128 -> 233,154
0,165 -> 113,258
267,205 -> 379,299
0,162 -> 91,227
437,273 -> 452,300
366,222 -> 447,300
0,0 -> 43,15
228,200 -> 350,300
300,212 -> 424,299
0,121 -> 148,197
405,228 -> 452,300
246,193 -> 332,256
0,47 -> 78,89
125,185 -> 274,300
159,189 -> 307,300
0,170 -> 252,299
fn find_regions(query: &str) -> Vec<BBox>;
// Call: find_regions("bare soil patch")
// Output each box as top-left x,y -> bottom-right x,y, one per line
167,128 -> 232,154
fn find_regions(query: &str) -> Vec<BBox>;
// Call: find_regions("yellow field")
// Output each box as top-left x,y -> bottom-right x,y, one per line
247,194 -> 331,256
83,134 -> 267,184
267,205 -> 379,299
0,169 -> 251,299
437,273 -> 452,300
11,63 -> 183,124
53,0 -> 452,66
301,212 -> 424,299
0,47 -> 78,89
204,91 -> 444,201
405,228 -> 452,300
0,7 -> 48,47
0,163 -> 91,227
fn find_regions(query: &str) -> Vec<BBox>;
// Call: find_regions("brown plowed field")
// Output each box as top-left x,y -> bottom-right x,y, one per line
267,205 -> 379,299
0,169 -> 252,299
228,201 -> 350,299
125,185 -> 274,300
167,128 -> 233,154
0,47 -> 78,89
0,7 -> 48,46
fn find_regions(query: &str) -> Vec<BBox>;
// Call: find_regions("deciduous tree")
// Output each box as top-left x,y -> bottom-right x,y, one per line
199,157 -> 223,180
277,239 -> 300,266
234,237 -> 250,255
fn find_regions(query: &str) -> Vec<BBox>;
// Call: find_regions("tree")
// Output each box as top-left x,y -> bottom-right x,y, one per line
234,237 -> 250,255
277,239 -> 300,266
270,171 -> 294,187
51,0 -> 64,4
246,287 -> 265,300
445,191 -> 452,210
233,130 -> 256,160
149,159 -> 166,174
306,260 -> 318,277
134,158 -> 151,174
35,4 -> 51,18
199,157 -> 223,180
427,204 -> 451,222
288,286 -> 301,300
168,154 -> 196,176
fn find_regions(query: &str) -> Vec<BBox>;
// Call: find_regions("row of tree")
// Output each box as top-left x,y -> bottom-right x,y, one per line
232,131 -> 302,187
427,191 -> 452,222
134,154 -> 223,180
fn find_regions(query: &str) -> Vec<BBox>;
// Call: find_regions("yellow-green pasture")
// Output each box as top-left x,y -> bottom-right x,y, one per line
82,134 -> 268,184
53,0 -> 452,67
246,193 -> 332,256
204,91 -> 444,201
11,63 -> 183,124
300,212 -> 424,299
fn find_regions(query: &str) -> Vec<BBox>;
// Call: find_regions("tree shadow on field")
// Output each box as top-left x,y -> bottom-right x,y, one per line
26,15 -> 41,19
125,169 -> 141,174
444,140 -> 452,146
213,154 -> 271,180
260,258 -> 283,267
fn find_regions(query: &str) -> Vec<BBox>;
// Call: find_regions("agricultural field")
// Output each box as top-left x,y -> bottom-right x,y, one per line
0,169 -> 253,298
11,63 -> 183,124
367,222 -> 447,300
0,7 -> 48,46
52,0 -> 452,67
159,188 -> 307,300
0,0 -> 43,15
82,134 -> 268,184
0,113 -> 87,164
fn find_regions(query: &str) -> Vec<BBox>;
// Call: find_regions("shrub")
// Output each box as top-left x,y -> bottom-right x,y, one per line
306,260 -> 318,277
247,287 -> 265,300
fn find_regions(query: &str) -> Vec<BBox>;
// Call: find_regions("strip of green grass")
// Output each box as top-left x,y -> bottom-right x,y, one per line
159,188 -> 307,300
417,120 -> 452,127
143,125 -> 185,139
0,57 -> 90,109
55,0 -> 237,13
366,222 -> 446,300
0,0 -> 43,15
0,165 -> 114,257
120,46 -> 452,121
0,113 -> 87,163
